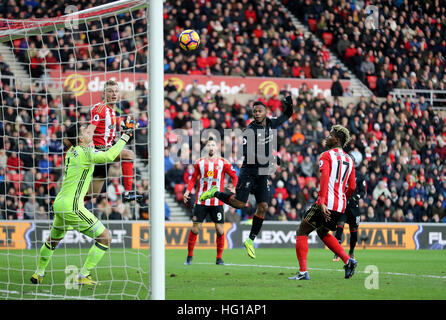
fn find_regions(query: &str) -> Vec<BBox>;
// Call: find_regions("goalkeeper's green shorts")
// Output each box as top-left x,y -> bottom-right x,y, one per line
50,203 -> 105,240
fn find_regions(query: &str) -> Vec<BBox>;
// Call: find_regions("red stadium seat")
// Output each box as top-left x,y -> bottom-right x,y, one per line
367,75 -> 378,90
322,32 -> 333,46
305,177 -> 318,187
307,18 -> 317,32
297,176 -> 306,189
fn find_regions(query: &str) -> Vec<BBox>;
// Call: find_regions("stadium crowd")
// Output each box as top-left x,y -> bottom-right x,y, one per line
164,0 -> 348,81
164,84 -> 446,223
284,0 -> 446,96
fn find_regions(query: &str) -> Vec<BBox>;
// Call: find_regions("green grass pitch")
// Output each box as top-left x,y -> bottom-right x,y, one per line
1,248 -> 445,300
165,248 -> 446,300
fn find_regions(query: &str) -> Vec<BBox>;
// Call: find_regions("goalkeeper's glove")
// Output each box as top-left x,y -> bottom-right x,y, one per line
120,116 -> 139,143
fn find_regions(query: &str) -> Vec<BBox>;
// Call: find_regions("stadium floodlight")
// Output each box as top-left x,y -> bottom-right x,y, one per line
0,0 -> 164,300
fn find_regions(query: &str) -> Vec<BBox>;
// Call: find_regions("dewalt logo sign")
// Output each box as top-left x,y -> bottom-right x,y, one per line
0,222 -> 33,249
337,224 -> 420,249
132,223 -> 232,249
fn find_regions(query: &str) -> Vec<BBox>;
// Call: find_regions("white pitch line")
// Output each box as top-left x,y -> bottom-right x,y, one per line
0,289 -> 99,300
195,262 -> 446,279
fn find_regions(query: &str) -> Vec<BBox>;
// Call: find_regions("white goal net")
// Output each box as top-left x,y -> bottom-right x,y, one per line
0,0 -> 151,300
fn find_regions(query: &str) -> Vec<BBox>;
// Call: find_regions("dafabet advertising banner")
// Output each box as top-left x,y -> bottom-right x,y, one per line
1,221 -> 444,250
49,70 -> 351,106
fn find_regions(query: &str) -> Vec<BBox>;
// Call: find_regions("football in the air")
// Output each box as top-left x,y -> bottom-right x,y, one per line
178,29 -> 200,51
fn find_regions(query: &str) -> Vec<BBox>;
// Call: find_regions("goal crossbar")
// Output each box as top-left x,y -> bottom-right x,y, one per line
0,0 -> 146,42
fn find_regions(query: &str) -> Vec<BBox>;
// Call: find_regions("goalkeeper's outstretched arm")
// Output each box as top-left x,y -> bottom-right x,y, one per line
91,116 -> 137,163
91,133 -> 131,164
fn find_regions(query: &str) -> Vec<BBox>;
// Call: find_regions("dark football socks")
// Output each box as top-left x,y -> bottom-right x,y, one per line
249,214 -> 264,241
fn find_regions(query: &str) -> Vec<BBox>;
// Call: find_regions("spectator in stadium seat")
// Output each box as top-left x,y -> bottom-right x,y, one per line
6,152 -> 22,172
33,205 -> 47,220
366,206 -> 378,222
330,74 -> 343,97
300,155 -> 315,177
360,56 -> 376,82
37,153 -> 52,175
0,149 -> 7,170
107,178 -> 125,203
24,194 -> 39,220
393,209 -> 405,222
165,162 -> 184,192
48,133 -> 63,154
372,180 -> 391,200
226,207 -> 241,223
265,206 -> 278,221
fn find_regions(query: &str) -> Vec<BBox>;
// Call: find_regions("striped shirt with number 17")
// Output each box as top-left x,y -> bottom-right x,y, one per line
316,148 -> 356,213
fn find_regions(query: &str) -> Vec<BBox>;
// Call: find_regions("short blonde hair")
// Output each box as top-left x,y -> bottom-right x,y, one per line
103,79 -> 119,92
331,124 -> 351,148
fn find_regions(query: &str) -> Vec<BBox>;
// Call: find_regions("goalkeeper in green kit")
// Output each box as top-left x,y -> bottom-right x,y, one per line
30,117 -> 138,286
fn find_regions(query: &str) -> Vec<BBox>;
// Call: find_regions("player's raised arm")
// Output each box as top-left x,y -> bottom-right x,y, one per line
270,95 -> 294,128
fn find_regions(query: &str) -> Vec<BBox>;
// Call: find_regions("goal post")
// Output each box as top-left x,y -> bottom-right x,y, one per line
148,0 -> 165,300
0,0 -> 165,300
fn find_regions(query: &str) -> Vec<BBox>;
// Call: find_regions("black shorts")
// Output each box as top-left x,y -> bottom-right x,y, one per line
235,166 -> 270,204
92,145 -> 111,178
303,203 -> 343,231
193,204 -> 224,223
338,202 -> 360,229
92,163 -> 110,178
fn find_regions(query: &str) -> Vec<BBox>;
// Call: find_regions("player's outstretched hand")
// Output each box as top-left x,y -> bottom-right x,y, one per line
282,95 -> 293,109
120,116 -> 139,143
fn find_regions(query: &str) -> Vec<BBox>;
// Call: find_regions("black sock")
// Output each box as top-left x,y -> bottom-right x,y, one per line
349,230 -> 357,255
334,226 -> 343,243
214,191 -> 233,204
249,215 -> 264,240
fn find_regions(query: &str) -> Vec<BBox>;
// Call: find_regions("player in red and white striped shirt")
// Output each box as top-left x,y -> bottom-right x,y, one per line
87,80 -> 141,202
289,125 -> 358,281
183,137 -> 238,265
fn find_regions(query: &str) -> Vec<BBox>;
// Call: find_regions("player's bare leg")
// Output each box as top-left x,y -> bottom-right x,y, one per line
185,222 -> 202,265
215,223 -> 225,265
115,149 -> 143,202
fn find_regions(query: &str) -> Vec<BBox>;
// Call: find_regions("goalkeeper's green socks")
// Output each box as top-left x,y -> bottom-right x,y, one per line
36,241 -> 56,276
80,242 -> 109,277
